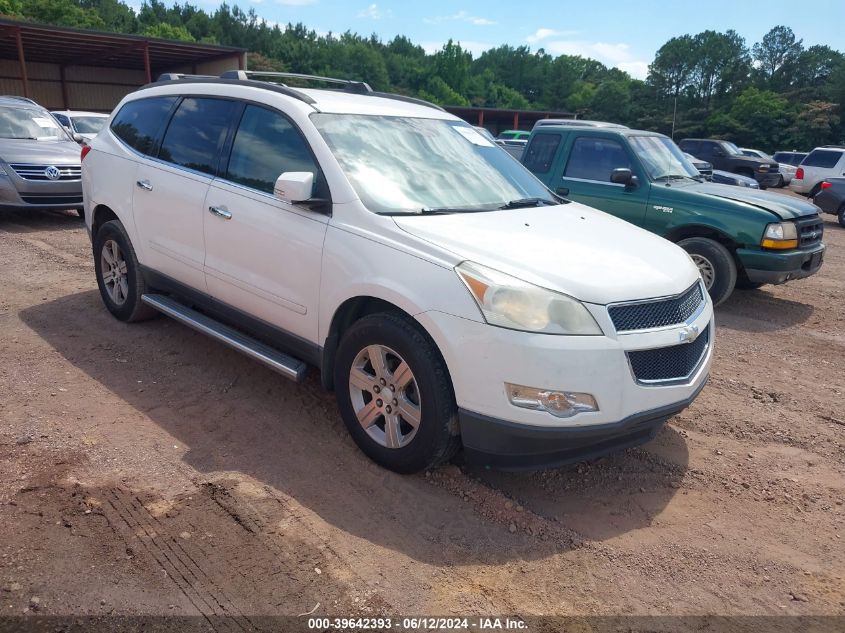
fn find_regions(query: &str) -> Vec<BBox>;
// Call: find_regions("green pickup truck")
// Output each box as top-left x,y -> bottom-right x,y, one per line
521,125 -> 826,304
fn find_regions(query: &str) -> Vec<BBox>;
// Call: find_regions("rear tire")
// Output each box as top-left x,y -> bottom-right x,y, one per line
93,220 -> 157,322
334,312 -> 460,473
678,237 -> 737,306
838,204 -> 845,228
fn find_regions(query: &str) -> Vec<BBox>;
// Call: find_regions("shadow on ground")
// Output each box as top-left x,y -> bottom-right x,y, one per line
21,290 -> 689,565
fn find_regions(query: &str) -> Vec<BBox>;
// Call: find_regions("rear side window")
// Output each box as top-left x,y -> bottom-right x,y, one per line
522,133 -> 562,174
564,137 -> 632,182
158,98 -> 238,175
110,96 -> 177,156
679,140 -> 699,154
225,105 -> 320,195
802,150 -> 844,169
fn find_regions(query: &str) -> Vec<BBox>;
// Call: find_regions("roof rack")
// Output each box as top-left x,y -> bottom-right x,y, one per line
154,70 -> 444,112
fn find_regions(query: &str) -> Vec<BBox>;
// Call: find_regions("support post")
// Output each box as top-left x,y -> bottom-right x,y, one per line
478,110 -> 484,126
143,43 -> 152,83
238,52 -> 246,71
15,28 -> 28,98
513,112 -> 519,130
59,65 -> 69,109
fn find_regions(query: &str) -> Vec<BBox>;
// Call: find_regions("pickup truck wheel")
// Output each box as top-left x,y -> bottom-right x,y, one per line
679,237 -> 737,306
334,313 -> 460,473
94,220 -> 157,322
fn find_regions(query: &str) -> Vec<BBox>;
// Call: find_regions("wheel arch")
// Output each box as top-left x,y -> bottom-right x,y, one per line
666,224 -> 739,252
91,204 -> 119,240
321,295 -> 452,392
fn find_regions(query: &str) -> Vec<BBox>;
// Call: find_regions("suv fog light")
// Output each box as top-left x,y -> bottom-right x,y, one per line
506,383 -> 598,418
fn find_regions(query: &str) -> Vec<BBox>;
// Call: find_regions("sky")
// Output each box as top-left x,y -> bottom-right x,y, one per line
181,0 -> 845,79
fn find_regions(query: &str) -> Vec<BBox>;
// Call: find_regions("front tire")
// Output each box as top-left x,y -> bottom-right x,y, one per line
334,313 -> 460,473
679,237 -> 737,306
93,220 -> 157,322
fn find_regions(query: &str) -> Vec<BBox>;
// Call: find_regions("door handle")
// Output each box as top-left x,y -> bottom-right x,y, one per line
556,187 -> 570,196
136,179 -> 153,191
208,205 -> 232,220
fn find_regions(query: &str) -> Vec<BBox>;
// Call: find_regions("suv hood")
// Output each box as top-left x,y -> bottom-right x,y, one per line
392,203 -> 699,305
682,181 -> 819,219
0,139 -> 81,165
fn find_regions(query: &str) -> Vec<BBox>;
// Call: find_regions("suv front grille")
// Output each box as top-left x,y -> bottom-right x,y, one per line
795,216 -> 824,248
9,163 -> 81,181
627,325 -> 710,384
608,283 -> 704,333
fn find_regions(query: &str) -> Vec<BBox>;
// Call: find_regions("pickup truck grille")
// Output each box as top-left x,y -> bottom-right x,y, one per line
627,325 -> 710,384
795,216 -> 823,247
8,163 -> 81,181
608,282 -> 704,333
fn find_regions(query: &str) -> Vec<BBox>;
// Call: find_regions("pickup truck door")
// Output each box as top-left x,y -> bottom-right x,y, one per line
555,134 -> 649,226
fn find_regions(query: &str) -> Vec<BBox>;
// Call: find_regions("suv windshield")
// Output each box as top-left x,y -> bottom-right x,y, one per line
0,107 -> 68,141
629,135 -> 699,180
721,141 -> 742,156
311,114 -> 555,214
72,116 -> 106,135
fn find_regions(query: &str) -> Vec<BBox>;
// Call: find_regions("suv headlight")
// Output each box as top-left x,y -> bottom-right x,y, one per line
455,261 -> 602,335
761,222 -> 798,249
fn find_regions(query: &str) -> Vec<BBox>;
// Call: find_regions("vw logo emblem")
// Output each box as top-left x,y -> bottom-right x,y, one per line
44,165 -> 61,181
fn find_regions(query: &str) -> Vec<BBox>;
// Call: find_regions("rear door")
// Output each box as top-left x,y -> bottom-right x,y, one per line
131,96 -> 239,292
556,134 -> 650,226
203,103 -> 329,344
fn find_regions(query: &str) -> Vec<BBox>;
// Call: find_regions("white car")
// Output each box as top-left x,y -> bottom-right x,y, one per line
790,146 -> 845,196
81,71 -> 713,472
51,110 -> 109,143
740,147 -> 795,186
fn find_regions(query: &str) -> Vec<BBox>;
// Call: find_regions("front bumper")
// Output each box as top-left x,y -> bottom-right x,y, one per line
738,243 -> 825,284
0,174 -> 82,211
460,378 -> 708,469
755,171 -> 782,188
416,296 -> 713,469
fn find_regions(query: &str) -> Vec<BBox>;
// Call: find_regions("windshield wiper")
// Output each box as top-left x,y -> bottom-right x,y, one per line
4,136 -> 38,140
498,197 -> 558,210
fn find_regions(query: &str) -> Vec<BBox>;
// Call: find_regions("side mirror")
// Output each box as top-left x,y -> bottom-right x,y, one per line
72,132 -> 84,144
610,168 -> 637,187
274,172 -> 314,203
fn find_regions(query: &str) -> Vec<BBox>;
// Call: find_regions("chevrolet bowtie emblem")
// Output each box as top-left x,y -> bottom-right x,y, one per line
678,325 -> 700,343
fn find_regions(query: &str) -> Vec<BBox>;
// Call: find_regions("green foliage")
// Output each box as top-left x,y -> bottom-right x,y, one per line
4,2 -> 844,148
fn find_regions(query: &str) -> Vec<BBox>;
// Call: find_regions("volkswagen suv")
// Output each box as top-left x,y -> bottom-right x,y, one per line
0,96 -> 84,216
81,72 -> 713,472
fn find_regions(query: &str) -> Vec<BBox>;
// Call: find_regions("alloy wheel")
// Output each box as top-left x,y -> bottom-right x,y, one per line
690,253 -> 716,290
100,239 -> 129,305
348,344 -> 421,449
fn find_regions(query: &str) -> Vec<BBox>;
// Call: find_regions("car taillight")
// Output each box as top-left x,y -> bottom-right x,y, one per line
795,167 -> 804,179
820,181 -> 832,190
80,145 -> 91,161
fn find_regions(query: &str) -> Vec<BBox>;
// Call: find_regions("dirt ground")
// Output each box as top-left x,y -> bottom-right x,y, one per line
0,195 -> 843,630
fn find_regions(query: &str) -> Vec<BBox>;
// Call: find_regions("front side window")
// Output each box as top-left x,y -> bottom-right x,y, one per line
629,135 -> 698,181
564,137 -> 632,182
111,96 -> 177,155
522,133 -> 562,174
226,105 -> 320,195
311,114 -> 554,214
802,150 -> 843,168
0,107 -> 68,141
159,98 -> 237,175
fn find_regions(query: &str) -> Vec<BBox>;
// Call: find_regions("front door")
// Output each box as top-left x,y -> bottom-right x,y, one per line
558,135 -> 649,226
203,104 -> 329,343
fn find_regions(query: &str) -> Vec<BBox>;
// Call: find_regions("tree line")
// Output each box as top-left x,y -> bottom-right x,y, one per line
2,0 -> 843,151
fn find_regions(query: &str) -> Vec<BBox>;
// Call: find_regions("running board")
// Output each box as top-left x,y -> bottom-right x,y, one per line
141,293 -> 307,382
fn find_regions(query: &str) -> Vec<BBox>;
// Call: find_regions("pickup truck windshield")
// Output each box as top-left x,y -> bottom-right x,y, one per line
629,135 -> 699,181
311,114 -> 554,215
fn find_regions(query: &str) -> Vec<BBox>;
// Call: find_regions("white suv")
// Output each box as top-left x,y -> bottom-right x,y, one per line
790,146 -> 845,196
81,72 -> 713,473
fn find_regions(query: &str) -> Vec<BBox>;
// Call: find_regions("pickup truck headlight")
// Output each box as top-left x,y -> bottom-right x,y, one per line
761,222 -> 798,249
456,261 -> 602,335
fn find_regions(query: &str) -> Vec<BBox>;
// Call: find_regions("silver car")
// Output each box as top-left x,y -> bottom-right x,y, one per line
0,96 -> 84,217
